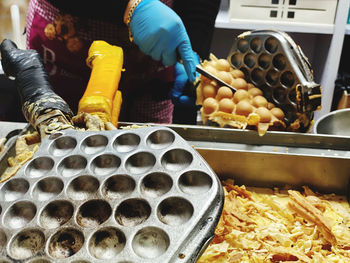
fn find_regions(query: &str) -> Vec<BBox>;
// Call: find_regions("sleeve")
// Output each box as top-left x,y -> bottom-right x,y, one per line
173,0 -> 221,60
46,0 -> 129,25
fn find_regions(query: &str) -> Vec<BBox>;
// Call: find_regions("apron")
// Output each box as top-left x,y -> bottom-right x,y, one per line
26,0 -> 175,123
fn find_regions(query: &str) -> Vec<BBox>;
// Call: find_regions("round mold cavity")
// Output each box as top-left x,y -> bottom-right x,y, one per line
27,258 -> 51,263
266,69 -> 279,86
48,228 -> 84,259
58,155 -> 87,177
125,152 -> 156,174
40,200 -> 74,229
258,53 -> 271,70
113,133 -> 140,153
77,200 -> 111,228
251,68 -> 265,86
48,132 -> 63,140
264,37 -> 279,54
0,178 -> 29,202
229,52 -> 242,68
243,53 -> 256,68
237,38 -> 249,53
4,201 -> 36,229
273,53 -> 287,71
115,199 -> 151,227
101,175 -> 135,199
49,136 -> 77,156
179,171 -> 213,195
288,88 -> 297,104
9,229 -> 45,260
157,197 -> 193,226
250,37 -> 263,53
67,175 -> 99,200
0,229 -> 7,249
140,172 -> 173,198
132,227 -> 169,259
239,67 -> 250,82
26,157 -> 54,178
260,84 -> 273,101
32,177 -> 64,201
273,86 -> 287,104
282,104 -> 298,123
147,129 -> 175,149
91,154 -> 121,176
161,149 -> 193,172
81,134 -> 108,154
280,71 -> 295,87
88,227 -> 126,260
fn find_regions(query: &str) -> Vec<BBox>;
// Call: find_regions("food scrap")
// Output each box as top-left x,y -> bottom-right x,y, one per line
198,179 -> 350,262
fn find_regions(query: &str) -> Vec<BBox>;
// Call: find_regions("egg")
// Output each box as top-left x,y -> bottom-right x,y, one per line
202,97 -> 218,114
202,84 -> 217,98
216,71 -> 233,85
216,86 -> 233,101
248,88 -> 263,97
232,78 -> 248,90
233,89 -> 249,104
230,69 -> 245,79
270,107 -> 285,120
215,59 -> 231,72
219,98 -> 235,113
236,100 -> 253,117
256,107 -> 272,123
252,95 -> 268,108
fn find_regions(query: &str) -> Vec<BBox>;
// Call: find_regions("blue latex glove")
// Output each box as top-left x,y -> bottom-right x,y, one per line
130,0 -> 197,82
170,52 -> 200,107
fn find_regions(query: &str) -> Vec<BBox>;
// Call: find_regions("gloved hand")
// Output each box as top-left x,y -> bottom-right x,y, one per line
170,52 -> 200,107
129,0 -> 197,82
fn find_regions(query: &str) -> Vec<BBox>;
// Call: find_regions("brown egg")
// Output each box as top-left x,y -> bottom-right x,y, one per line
233,89 -> 249,104
215,59 -> 231,72
270,107 -> 285,120
256,107 -> 272,123
216,86 -> 233,101
230,69 -> 245,79
219,98 -> 235,113
252,95 -> 268,108
232,78 -> 248,90
248,87 -> 263,97
216,71 -> 233,85
202,84 -> 217,98
236,100 -> 253,117
247,83 -> 256,90
202,97 -> 218,114
267,102 -> 275,110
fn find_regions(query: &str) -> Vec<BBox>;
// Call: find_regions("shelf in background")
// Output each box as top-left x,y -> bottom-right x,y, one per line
215,9 -> 335,35
346,24 -> 350,35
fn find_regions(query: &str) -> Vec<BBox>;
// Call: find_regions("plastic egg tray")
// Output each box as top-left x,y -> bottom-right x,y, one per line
227,30 -> 321,132
0,126 -> 224,263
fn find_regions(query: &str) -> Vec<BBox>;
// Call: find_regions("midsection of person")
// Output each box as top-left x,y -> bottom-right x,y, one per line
26,0 -> 175,123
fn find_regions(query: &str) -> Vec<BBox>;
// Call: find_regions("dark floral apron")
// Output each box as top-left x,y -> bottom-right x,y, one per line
26,0 -> 175,123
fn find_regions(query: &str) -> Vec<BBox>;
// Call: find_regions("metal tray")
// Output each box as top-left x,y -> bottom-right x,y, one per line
0,126 -> 223,263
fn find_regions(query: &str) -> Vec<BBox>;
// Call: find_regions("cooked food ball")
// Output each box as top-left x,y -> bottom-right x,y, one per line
215,59 -> 231,72
202,84 -> 217,98
252,95 -> 268,108
202,64 -> 218,77
219,98 -> 235,113
216,71 -> 233,85
230,69 -> 245,79
267,102 -> 275,110
270,107 -> 285,120
233,89 -> 249,104
256,107 -> 272,123
247,83 -> 256,90
232,78 -> 248,90
248,87 -> 263,97
202,97 -> 218,114
236,100 -> 253,117
216,86 -> 233,100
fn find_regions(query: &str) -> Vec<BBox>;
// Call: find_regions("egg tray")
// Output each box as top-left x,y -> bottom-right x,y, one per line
227,30 -> 322,132
0,126 -> 224,263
